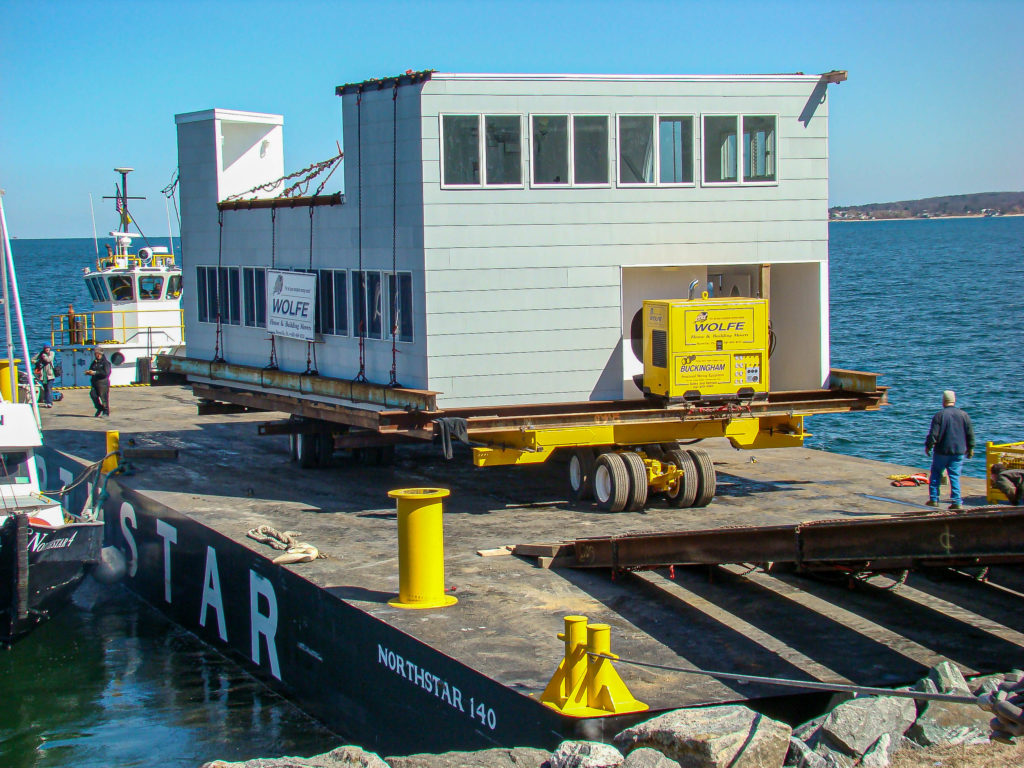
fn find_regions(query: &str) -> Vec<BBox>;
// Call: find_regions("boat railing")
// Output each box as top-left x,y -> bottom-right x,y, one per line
50,307 -> 184,348
95,253 -> 176,271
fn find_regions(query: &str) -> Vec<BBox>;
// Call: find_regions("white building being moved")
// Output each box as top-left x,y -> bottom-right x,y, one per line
175,70 -> 844,409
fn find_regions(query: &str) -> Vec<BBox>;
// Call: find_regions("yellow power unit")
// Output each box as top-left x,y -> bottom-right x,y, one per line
643,296 -> 769,402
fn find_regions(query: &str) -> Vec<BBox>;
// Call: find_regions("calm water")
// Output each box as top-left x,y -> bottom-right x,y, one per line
2,219 -> 1023,765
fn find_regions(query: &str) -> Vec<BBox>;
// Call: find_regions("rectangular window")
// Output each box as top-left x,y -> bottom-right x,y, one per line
743,115 -> 776,182
197,266 -> 218,323
532,115 -> 569,185
659,116 -> 693,184
618,116 -> 655,184
484,116 -> 521,185
442,115 -> 480,185
367,271 -> 383,339
254,269 -> 266,327
228,267 -> 240,325
387,272 -> 413,343
352,270 -> 367,338
332,271 -> 348,336
318,269 -> 335,335
704,116 -> 739,183
86,278 -> 102,302
243,267 -> 266,328
243,268 -> 255,326
217,267 -> 240,325
703,115 -> 777,185
573,116 -> 609,185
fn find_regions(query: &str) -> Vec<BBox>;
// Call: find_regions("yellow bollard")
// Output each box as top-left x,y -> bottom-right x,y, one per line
102,431 -> 120,474
387,488 -> 457,609
540,615 -> 647,716
561,615 -> 589,702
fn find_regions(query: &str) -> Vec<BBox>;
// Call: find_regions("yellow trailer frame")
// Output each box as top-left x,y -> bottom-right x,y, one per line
470,413 -> 805,467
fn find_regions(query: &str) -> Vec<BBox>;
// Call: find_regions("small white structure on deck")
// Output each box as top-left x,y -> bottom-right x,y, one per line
175,71 -> 842,408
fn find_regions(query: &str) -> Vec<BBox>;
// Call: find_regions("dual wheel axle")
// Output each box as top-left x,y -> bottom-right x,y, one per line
568,445 -> 716,513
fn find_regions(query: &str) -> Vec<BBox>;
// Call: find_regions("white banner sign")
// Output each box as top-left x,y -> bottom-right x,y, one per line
267,270 -> 317,341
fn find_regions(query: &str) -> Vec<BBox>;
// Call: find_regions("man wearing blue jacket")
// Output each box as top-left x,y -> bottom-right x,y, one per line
925,389 -> 974,510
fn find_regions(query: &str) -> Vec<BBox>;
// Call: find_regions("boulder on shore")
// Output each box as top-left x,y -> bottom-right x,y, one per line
613,704 -> 791,768
386,748 -> 553,768
202,746 -> 389,768
548,741 -> 623,768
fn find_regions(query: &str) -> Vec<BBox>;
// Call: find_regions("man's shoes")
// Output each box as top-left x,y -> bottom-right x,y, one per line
104,410 -> 110,417
925,500 -> 939,507
949,502 -> 963,511
94,410 -> 102,417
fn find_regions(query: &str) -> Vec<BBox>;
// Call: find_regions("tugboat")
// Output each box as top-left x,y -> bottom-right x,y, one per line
51,167 -> 183,387
0,193 -> 105,643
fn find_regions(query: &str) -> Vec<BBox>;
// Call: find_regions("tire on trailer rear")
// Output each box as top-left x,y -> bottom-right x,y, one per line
687,448 -> 717,507
620,451 -> 649,511
593,452 -> 630,513
664,448 -> 698,508
568,448 -> 597,502
297,432 -> 318,469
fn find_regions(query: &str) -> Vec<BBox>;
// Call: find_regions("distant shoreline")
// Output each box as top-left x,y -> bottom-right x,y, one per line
831,213 -> 1024,223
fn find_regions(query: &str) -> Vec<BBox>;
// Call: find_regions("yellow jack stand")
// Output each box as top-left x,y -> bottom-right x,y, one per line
540,615 -> 648,716
388,488 -> 458,609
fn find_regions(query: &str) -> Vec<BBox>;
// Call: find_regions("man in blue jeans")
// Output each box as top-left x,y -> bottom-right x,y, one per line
925,389 -> 974,510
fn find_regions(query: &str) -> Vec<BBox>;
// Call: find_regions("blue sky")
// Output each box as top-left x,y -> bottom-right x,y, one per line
2,0 -> 1022,238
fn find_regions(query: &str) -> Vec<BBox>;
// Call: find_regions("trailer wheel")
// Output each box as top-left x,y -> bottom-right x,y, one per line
620,452 -> 649,511
594,453 -> 630,513
297,432 -> 318,469
316,432 -> 335,467
664,449 -> 698,508
687,448 -> 716,507
568,448 -> 596,501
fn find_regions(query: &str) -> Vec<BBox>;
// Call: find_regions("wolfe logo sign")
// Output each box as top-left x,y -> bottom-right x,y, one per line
267,270 -> 317,341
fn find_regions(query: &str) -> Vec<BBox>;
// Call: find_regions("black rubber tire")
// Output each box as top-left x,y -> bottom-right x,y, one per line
660,442 -> 680,453
377,444 -> 397,466
620,452 -> 649,511
664,448 -> 698,508
688,448 -> 717,507
316,432 -> 335,467
594,453 -> 630,513
568,448 -> 597,501
297,432 -> 318,469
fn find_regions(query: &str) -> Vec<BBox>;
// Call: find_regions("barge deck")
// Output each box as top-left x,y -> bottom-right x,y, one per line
40,385 -> 1024,753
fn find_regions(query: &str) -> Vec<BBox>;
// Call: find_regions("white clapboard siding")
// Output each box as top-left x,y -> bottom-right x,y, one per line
177,73 -> 834,406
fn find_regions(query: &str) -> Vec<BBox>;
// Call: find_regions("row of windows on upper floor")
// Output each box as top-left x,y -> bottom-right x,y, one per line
86,273 -> 183,303
440,113 -> 777,189
195,266 -> 414,343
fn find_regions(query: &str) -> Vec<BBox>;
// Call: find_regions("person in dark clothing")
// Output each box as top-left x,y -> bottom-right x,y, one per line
990,463 -> 1024,506
34,345 -> 55,408
925,389 -> 974,509
85,347 -> 111,417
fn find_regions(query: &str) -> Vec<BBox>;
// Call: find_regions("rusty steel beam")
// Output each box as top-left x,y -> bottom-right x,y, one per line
159,355 -> 438,412
571,508 -> 1024,571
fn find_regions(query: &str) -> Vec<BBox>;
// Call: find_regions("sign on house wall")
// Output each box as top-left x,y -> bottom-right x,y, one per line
267,270 -> 317,341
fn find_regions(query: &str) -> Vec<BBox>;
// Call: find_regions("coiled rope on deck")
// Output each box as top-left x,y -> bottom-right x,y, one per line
246,525 -> 326,565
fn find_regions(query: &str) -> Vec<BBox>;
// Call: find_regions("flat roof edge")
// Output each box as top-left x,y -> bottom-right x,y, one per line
175,108 -> 284,126
428,72 -> 829,83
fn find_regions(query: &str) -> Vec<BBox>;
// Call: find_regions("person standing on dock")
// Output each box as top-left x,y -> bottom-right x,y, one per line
990,463 -> 1024,506
925,389 -> 974,510
85,347 -> 111,417
34,345 -> 55,408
